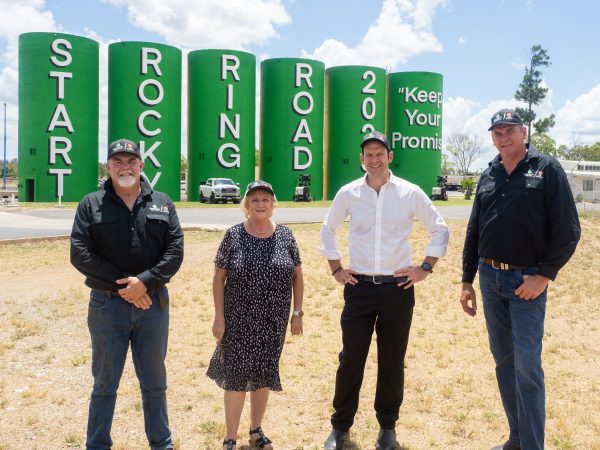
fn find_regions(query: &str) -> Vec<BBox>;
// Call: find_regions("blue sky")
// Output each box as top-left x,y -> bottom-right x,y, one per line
1,0 -> 600,168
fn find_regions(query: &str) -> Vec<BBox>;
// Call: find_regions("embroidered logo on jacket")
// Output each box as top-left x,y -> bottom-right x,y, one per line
525,169 -> 544,179
149,204 -> 170,213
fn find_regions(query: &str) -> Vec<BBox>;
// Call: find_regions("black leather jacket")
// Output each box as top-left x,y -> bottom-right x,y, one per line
70,176 -> 184,291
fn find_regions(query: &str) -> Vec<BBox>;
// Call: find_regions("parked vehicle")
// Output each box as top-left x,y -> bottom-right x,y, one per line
293,173 -> 312,202
430,175 -> 448,201
445,175 -> 463,191
199,178 -> 241,203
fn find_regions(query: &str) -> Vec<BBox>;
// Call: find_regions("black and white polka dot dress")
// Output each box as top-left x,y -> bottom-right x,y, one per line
206,223 -> 301,392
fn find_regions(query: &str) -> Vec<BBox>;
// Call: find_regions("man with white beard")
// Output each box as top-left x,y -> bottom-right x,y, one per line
70,139 -> 184,450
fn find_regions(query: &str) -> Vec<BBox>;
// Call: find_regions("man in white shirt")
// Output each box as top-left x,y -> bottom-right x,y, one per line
320,131 -> 449,450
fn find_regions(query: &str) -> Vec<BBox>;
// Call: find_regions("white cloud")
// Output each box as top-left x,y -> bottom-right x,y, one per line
105,0 -> 292,50
0,1 -> 59,60
0,0 -> 60,159
458,36 -> 467,45
442,96 -> 539,170
552,83 -> 600,146
301,0 -> 447,69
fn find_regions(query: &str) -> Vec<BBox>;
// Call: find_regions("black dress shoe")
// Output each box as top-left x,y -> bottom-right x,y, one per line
502,440 -> 521,450
490,440 -> 521,450
376,428 -> 398,450
324,429 -> 348,450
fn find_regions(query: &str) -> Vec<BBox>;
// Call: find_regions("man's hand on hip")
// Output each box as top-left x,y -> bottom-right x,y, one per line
334,269 -> 358,286
393,266 -> 429,289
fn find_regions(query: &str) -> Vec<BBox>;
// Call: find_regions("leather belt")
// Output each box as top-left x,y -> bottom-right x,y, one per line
483,258 -> 526,271
354,274 -> 408,285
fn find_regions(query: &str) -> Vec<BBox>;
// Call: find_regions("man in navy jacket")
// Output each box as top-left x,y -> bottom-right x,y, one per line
71,139 -> 183,450
461,110 -> 580,450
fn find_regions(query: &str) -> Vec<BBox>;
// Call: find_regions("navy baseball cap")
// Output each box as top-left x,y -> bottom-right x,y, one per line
246,180 -> 274,195
361,131 -> 390,150
488,109 -> 524,131
107,139 -> 141,159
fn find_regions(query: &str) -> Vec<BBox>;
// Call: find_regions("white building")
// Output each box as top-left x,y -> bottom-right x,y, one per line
559,160 -> 600,202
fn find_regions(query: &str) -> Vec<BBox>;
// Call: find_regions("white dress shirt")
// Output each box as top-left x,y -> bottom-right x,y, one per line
320,172 -> 449,275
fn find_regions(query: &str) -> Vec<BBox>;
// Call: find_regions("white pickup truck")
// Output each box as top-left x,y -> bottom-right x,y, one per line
199,178 -> 241,204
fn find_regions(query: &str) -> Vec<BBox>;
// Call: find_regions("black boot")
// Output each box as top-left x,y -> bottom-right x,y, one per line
324,429 -> 348,450
375,428 -> 398,450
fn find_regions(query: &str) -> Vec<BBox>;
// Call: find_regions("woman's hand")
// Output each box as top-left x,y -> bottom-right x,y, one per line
290,316 -> 303,335
212,316 -> 225,343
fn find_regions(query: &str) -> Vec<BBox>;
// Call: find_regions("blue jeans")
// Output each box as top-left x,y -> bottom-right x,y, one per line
86,287 -> 172,450
479,260 -> 547,450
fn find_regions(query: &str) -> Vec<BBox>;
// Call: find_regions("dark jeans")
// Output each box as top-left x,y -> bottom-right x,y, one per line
331,281 -> 414,431
479,260 -> 547,450
86,287 -> 172,450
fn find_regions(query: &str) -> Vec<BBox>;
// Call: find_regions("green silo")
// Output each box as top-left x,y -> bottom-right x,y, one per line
18,32 -> 99,202
260,58 -> 325,201
187,49 -> 256,201
387,71 -> 443,194
326,66 -> 386,199
108,42 -> 182,200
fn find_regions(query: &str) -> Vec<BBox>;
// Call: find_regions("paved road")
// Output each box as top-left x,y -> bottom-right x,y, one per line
0,205 -> 476,242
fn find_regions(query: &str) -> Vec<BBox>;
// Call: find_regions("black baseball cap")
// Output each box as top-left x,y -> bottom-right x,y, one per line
361,131 -> 390,151
245,180 -> 274,195
107,139 -> 141,159
488,109 -> 524,131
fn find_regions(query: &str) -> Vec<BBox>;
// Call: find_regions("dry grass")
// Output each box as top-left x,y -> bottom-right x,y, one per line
0,219 -> 599,449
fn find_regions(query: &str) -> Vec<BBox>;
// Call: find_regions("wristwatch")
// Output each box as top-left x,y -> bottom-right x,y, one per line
292,310 -> 304,318
421,262 -> 433,273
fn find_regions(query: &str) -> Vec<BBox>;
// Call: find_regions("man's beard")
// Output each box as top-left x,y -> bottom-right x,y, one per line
115,174 -> 137,188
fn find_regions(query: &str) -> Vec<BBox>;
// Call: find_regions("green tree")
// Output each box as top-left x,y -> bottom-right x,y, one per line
577,143 -> 600,161
180,154 -> 188,180
446,132 -> 482,175
515,44 -> 554,143
557,142 -> 600,161
97,162 -> 107,178
530,133 -> 557,157
441,153 -> 455,175
532,114 -> 555,135
1,158 -> 18,177
461,178 -> 475,200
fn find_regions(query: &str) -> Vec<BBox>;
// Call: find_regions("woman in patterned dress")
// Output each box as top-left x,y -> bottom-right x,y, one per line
207,180 -> 304,450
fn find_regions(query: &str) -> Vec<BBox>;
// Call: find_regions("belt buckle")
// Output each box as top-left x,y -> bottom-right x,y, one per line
372,275 -> 383,285
492,260 -> 509,270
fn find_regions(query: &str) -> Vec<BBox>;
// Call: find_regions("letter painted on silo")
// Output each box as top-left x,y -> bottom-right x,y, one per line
138,47 -> 164,187
217,54 -> 241,168
291,63 -> 314,170
391,86 -> 443,151
47,38 -> 74,197
360,70 -> 378,134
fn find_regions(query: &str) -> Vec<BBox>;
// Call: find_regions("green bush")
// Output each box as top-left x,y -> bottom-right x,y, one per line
461,178 -> 476,200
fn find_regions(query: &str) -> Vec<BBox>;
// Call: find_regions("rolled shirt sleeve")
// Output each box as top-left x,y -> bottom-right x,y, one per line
320,190 -> 348,261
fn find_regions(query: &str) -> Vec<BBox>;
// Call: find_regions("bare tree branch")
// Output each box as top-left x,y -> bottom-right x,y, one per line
446,132 -> 482,175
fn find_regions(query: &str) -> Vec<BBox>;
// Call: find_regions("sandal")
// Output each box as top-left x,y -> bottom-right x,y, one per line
223,439 -> 236,450
249,427 -> 273,449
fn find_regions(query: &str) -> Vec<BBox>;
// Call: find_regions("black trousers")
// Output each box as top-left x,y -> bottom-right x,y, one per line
331,281 -> 415,431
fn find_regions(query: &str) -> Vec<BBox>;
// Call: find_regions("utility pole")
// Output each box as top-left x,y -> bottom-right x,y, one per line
2,102 -> 6,190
